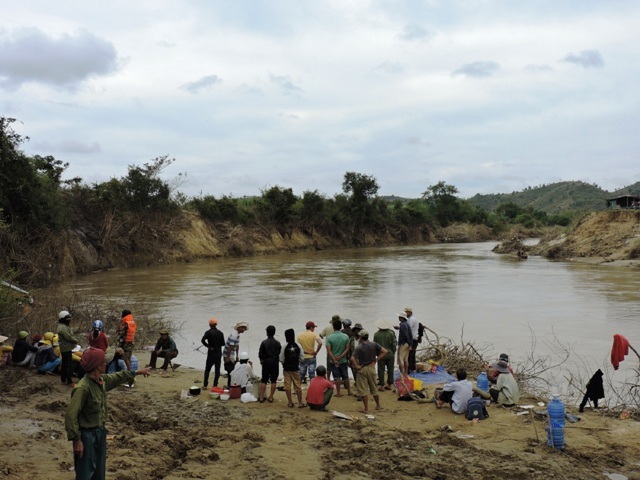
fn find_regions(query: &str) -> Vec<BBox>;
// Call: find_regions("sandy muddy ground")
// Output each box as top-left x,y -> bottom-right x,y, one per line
1,353 -> 638,480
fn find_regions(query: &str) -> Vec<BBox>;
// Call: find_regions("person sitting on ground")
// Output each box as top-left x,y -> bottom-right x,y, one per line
88,320 -> 109,352
230,352 -> 255,393
435,368 -> 473,413
485,357 -> 520,406
350,329 -> 388,414
106,348 -> 127,374
258,325 -> 281,403
34,337 -> 61,374
306,365 -> 335,412
149,330 -> 179,370
12,331 -> 39,367
0,335 -> 13,367
326,318 -> 352,397
279,328 -> 305,408
485,353 -> 514,384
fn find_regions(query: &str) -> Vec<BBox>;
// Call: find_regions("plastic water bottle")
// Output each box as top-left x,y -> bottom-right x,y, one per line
547,393 -> 565,450
476,372 -> 489,392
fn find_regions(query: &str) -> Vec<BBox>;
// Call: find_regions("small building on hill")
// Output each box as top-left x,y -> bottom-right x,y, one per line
606,195 -> 640,209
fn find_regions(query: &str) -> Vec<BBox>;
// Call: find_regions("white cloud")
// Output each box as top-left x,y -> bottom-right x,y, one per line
562,49 -> 605,68
0,27 -> 118,90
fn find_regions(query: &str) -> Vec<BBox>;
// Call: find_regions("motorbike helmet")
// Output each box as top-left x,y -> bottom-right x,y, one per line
92,320 -> 104,330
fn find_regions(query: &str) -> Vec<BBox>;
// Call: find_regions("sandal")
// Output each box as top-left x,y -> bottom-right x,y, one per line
259,398 -> 265,403
287,403 -> 294,408
267,397 -> 274,403
298,403 -> 307,408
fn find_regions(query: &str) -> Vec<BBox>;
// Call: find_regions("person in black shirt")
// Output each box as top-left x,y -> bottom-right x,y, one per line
201,318 -> 225,388
258,325 -> 282,403
279,328 -> 305,408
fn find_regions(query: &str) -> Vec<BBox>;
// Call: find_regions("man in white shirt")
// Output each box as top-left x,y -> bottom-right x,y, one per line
435,368 -> 473,414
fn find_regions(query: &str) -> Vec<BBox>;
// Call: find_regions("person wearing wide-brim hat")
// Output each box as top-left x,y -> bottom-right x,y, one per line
373,319 -> 397,391
483,354 -> 520,406
65,348 -> 151,480
222,322 -> 249,387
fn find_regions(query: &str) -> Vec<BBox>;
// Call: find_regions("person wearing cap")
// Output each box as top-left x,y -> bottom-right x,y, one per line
230,351 -> 255,392
149,330 -> 179,370
348,323 -> 364,396
484,354 -> 520,406
118,309 -> 137,371
325,318 -> 352,397
306,365 -> 335,412
396,313 -> 412,375
258,325 -> 281,403
57,310 -> 79,386
65,347 -> 151,480
350,330 -> 387,414
279,328 -> 306,408
319,315 -> 341,381
223,322 -> 249,387
12,331 -> 39,367
297,321 -> 323,384
341,318 -> 354,339
404,307 -> 419,373
373,319 -> 397,391
201,318 -> 225,388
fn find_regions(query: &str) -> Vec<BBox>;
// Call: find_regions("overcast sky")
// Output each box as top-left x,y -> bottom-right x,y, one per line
2,1 -> 639,199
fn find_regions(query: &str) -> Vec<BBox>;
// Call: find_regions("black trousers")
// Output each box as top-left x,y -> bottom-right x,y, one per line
60,351 -> 73,384
204,354 -> 222,387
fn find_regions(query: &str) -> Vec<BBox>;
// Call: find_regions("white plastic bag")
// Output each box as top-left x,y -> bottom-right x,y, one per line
240,392 -> 258,403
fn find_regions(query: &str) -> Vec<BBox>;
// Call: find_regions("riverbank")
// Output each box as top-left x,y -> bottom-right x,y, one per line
1,352 -> 638,479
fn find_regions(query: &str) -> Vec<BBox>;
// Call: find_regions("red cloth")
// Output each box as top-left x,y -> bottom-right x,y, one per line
305,376 -> 334,405
88,332 -> 109,352
81,347 -> 106,372
611,334 -> 630,370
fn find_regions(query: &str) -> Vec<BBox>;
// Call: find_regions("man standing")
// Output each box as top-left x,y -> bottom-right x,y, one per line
350,330 -> 387,414
373,319 -> 397,391
65,348 -> 151,480
118,309 -> 137,371
57,310 -> 79,386
405,307 -> 419,373
258,325 -> 281,403
149,330 -> 179,371
201,318 -> 225,388
223,322 -> 249,387
297,321 -> 322,384
319,314 -> 340,380
325,318 -> 352,397
397,313 -> 412,375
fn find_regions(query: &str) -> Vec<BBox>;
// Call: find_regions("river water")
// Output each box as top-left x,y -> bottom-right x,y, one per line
63,242 -> 640,398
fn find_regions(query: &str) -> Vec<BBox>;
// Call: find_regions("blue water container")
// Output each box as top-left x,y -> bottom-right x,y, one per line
476,372 -> 489,392
130,355 -> 138,371
547,394 -> 565,450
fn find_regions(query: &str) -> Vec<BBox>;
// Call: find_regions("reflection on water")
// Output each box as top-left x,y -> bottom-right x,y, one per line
63,243 -> 640,393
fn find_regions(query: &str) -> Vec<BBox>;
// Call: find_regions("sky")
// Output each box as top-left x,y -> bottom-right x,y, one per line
2,1 -> 640,200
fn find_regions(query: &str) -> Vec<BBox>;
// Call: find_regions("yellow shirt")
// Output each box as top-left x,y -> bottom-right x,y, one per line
297,331 -> 321,358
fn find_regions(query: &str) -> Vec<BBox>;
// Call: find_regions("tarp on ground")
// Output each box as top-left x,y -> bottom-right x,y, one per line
395,366 -> 455,384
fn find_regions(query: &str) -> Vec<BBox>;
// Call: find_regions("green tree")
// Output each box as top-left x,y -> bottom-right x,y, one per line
341,172 -> 380,241
422,181 -> 462,227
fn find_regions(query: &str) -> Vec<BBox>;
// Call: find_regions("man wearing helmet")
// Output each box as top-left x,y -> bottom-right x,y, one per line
57,310 -> 79,386
201,318 -> 225,388
12,331 -> 38,367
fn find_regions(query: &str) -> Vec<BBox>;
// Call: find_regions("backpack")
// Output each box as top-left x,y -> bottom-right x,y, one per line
465,397 -> 489,420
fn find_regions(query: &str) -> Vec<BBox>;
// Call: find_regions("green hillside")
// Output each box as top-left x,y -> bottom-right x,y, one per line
466,181 -> 640,214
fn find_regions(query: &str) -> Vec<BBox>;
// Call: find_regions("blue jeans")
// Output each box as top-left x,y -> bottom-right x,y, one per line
38,357 -> 61,374
299,357 -> 317,381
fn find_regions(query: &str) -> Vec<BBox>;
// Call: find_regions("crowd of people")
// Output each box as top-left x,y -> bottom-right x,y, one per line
198,307 -> 521,416
0,306 -> 523,480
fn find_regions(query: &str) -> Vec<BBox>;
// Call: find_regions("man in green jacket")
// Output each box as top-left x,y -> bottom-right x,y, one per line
65,347 -> 151,480
373,318 -> 397,391
57,310 -> 79,386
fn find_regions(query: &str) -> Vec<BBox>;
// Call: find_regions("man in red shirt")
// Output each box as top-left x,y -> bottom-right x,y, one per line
306,365 -> 334,412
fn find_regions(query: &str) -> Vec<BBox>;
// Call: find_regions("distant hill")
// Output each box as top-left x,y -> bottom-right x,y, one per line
466,181 -> 640,214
